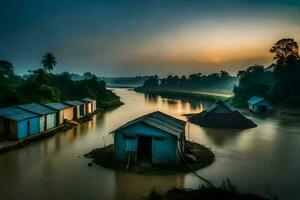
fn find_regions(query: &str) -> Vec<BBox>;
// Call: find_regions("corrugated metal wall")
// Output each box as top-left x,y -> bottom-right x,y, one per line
92,101 -> 96,111
39,116 -> 45,132
28,118 -> 40,136
59,111 -> 64,125
46,113 -> 56,130
152,138 -> 177,165
64,107 -> 74,121
86,103 -> 92,114
17,120 -> 28,139
17,117 -> 39,139
115,133 -> 138,162
115,133 -> 125,161
114,123 -> 178,165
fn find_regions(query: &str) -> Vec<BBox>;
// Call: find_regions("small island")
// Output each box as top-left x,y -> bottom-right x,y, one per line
85,141 -> 214,176
85,111 -> 215,175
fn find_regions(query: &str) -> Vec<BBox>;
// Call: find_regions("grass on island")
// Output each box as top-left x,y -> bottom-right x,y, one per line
85,141 -> 215,176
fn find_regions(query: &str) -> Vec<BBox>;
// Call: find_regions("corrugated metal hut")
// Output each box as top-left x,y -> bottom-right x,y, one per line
18,103 -> 57,132
80,98 -> 97,113
64,101 -> 86,119
0,107 -> 40,139
189,101 -> 257,129
43,103 -> 74,125
112,111 -> 186,165
247,96 -> 272,113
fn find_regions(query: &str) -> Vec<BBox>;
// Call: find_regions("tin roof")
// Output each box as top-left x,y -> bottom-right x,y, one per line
44,103 -> 70,111
64,100 -> 85,106
0,107 -> 38,121
112,111 -> 186,139
18,103 -> 56,115
81,98 -> 95,103
247,96 -> 264,105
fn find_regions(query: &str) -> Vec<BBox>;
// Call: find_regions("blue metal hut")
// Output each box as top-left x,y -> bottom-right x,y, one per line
112,111 -> 186,165
247,96 -> 272,113
18,103 -> 57,132
0,107 -> 40,139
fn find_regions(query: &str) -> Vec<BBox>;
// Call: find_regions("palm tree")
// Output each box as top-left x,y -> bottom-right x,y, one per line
41,53 -> 56,72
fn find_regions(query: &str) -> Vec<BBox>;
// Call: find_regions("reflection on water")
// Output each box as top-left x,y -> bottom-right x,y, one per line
144,94 -> 206,115
0,88 -> 300,200
114,172 -> 185,200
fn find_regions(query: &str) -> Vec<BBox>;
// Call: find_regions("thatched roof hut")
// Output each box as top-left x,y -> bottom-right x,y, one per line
188,102 -> 257,129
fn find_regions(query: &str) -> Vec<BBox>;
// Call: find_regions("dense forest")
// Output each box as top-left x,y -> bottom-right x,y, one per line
0,54 -> 122,109
233,38 -> 300,107
137,72 -> 237,94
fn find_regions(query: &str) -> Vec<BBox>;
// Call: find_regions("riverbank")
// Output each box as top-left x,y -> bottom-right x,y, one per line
97,93 -> 124,109
0,122 -> 75,153
0,109 -> 107,154
85,141 -> 215,176
143,185 -> 270,200
134,87 -> 231,102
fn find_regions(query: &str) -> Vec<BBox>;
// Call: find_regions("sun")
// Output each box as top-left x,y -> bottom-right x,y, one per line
213,56 -> 222,63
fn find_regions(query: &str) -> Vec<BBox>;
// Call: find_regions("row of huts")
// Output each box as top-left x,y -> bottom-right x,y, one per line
0,98 -> 96,140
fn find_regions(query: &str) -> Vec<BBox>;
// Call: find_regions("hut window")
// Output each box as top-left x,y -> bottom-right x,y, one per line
154,137 -> 164,141
123,135 -> 136,140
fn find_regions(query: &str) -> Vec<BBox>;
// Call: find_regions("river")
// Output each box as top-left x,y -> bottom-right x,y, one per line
0,88 -> 299,200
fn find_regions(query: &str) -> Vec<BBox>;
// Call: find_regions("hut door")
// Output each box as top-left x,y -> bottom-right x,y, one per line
258,105 -> 267,113
138,136 -> 152,162
27,120 -> 30,136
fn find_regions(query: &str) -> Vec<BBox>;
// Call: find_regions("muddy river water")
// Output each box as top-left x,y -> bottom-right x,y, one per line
0,88 -> 299,200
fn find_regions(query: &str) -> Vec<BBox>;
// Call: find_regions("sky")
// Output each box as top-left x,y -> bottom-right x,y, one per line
1,0 -> 300,76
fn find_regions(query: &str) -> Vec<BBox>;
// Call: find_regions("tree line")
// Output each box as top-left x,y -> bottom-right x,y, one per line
0,53 -> 122,108
141,71 -> 237,92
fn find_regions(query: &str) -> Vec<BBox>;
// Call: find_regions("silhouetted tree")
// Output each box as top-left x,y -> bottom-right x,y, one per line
41,53 -> 56,72
270,39 -> 300,101
270,38 -> 300,65
0,60 -> 14,79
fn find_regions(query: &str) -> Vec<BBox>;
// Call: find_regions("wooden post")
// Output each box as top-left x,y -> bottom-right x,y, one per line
126,151 -> 131,171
